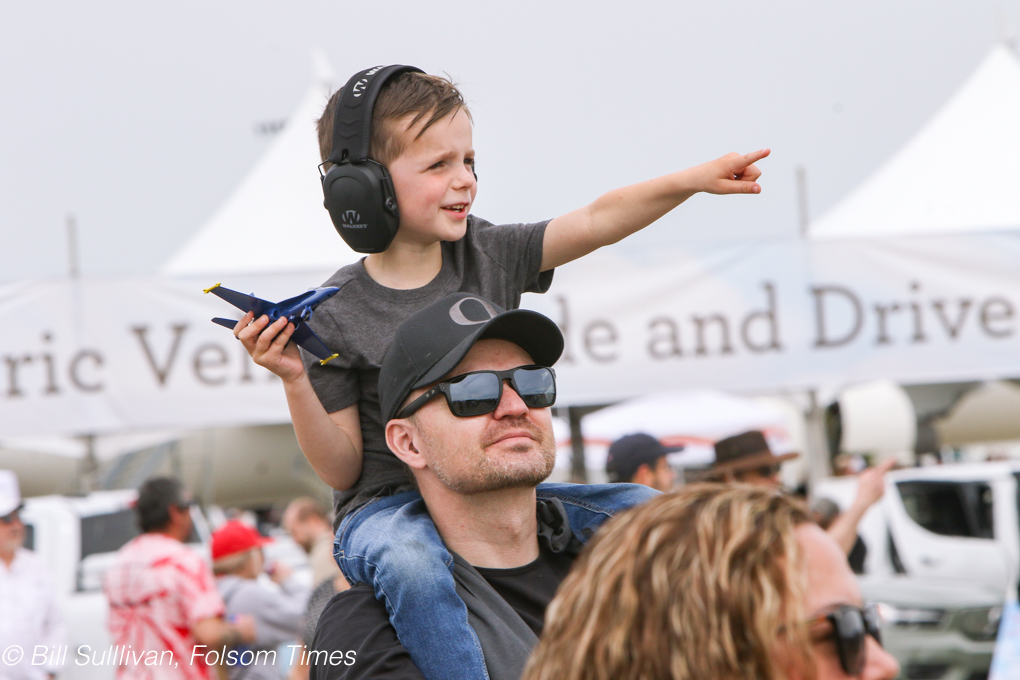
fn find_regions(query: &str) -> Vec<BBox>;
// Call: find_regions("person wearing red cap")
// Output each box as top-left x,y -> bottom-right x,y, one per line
211,521 -> 309,680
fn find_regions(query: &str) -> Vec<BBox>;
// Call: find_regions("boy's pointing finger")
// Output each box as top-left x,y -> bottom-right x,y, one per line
743,148 -> 771,165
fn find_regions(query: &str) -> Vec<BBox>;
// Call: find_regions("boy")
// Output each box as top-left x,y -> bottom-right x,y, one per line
235,68 -> 767,679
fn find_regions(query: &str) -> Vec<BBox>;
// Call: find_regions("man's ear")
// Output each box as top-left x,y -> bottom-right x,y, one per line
386,419 -> 428,470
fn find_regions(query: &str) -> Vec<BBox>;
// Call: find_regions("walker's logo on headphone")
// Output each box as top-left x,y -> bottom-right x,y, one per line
449,297 -> 499,326
340,210 -> 367,229
351,66 -> 387,98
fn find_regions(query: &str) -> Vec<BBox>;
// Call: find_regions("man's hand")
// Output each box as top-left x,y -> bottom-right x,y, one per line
853,458 -> 897,511
827,457 -> 897,555
233,614 -> 257,644
234,312 -> 307,383
692,149 -> 770,195
267,561 -> 293,585
192,615 -> 257,648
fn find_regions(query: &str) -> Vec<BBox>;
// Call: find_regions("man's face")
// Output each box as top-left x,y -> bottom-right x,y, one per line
787,524 -> 899,680
386,108 -> 477,246
0,509 -> 25,556
648,456 -> 676,492
408,339 -> 556,495
282,510 -> 317,552
734,464 -> 782,489
169,493 -> 194,539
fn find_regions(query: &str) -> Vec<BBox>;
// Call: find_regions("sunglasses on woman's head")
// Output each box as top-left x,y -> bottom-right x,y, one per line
396,366 -> 556,419
811,604 -> 883,676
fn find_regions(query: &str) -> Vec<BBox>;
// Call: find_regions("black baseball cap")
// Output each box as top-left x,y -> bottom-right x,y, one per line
379,293 -> 565,423
605,433 -> 682,483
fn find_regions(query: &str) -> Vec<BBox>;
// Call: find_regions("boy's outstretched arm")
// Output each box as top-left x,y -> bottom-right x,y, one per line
541,149 -> 770,270
235,312 -> 363,491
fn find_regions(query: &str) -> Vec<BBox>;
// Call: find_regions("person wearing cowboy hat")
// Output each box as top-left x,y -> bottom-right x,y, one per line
708,433 -> 897,563
706,431 -> 798,488
0,470 -> 66,680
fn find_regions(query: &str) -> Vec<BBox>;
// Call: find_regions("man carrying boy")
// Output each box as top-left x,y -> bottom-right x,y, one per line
234,67 -> 767,679
311,294 -> 624,680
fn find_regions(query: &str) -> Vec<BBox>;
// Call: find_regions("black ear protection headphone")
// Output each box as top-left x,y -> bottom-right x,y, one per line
319,65 -> 423,254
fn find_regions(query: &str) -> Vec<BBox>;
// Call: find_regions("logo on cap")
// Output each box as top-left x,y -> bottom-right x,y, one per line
449,297 -> 498,326
352,79 -> 368,97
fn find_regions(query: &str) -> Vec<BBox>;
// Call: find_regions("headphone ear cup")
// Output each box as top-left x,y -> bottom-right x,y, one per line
322,161 -> 400,253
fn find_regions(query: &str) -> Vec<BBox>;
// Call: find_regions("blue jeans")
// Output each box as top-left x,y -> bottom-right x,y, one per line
333,482 -> 657,680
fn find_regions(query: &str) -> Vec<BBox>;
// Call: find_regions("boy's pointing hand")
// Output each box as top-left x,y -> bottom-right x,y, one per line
697,148 -> 770,195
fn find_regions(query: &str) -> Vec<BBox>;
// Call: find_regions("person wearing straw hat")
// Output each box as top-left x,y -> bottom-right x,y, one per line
0,470 -> 66,680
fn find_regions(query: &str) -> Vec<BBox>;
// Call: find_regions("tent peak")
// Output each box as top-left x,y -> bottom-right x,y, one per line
311,47 -> 336,88
810,43 -> 1020,239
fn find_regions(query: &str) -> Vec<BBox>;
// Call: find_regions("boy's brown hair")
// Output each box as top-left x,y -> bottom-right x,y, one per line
316,71 -> 470,171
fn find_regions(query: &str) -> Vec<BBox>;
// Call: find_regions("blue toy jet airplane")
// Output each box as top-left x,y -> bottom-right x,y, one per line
204,283 -> 341,365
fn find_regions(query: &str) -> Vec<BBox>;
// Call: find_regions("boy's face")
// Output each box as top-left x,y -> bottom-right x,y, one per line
387,108 -> 477,245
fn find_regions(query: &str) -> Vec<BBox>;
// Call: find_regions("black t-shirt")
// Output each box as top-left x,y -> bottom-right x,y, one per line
308,541 -> 574,680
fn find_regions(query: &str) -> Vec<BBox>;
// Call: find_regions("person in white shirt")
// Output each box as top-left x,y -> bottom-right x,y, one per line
0,470 -> 65,680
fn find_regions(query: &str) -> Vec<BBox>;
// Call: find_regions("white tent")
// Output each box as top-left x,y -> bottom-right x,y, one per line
811,44 -> 1020,238
162,51 -> 361,277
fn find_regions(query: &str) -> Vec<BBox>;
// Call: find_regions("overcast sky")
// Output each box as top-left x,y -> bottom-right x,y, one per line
1,0 -> 1017,282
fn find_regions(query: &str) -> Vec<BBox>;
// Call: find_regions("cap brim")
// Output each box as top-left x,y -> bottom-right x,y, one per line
409,308 -> 564,393
710,450 -> 799,474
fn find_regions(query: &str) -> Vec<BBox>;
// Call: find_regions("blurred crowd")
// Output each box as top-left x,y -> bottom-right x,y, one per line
0,426 -> 897,680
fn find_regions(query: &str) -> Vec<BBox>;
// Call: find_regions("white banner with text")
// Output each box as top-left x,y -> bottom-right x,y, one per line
2,233 -> 1020,437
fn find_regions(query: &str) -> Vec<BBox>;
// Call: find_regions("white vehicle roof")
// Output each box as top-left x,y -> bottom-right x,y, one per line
888,461 -> 1020,483
25,489 -> 137,516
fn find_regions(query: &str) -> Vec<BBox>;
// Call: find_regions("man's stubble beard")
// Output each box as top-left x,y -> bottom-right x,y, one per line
416,414 -> 556,495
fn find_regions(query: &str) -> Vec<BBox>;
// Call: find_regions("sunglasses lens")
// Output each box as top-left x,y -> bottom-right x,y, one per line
513,368 -> 556,408
834,607 -> 867,676
447,372 -> 501,416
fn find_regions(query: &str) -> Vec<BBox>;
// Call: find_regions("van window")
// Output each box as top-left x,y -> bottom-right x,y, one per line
897,481 -> 994,539
80,509 -> 141,559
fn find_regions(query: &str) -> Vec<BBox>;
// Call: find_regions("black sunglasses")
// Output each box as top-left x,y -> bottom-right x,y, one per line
397,366 -> 556,419
811,604 -> 883,675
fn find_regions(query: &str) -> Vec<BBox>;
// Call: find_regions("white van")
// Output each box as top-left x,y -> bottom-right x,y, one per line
815,461 -> 1020,593
20,491 -> 211,680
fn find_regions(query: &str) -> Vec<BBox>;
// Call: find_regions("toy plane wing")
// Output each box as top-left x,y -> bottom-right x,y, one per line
212,317 -> 242,331
291,323 -> 339,365
203,283 -> 273,318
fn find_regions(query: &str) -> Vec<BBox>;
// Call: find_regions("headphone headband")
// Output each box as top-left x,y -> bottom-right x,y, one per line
328,64 -> 425,165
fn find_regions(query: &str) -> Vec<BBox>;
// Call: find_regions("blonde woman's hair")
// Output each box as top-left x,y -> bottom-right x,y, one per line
522,484 -> 814,680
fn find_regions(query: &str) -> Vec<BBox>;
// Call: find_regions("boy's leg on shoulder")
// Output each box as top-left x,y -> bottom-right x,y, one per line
536,482 -> 659,541
334,492 -> 490,680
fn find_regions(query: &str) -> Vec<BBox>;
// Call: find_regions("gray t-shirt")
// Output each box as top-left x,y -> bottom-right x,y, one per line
218,575 -> 309,680
301,215 -> 554,526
